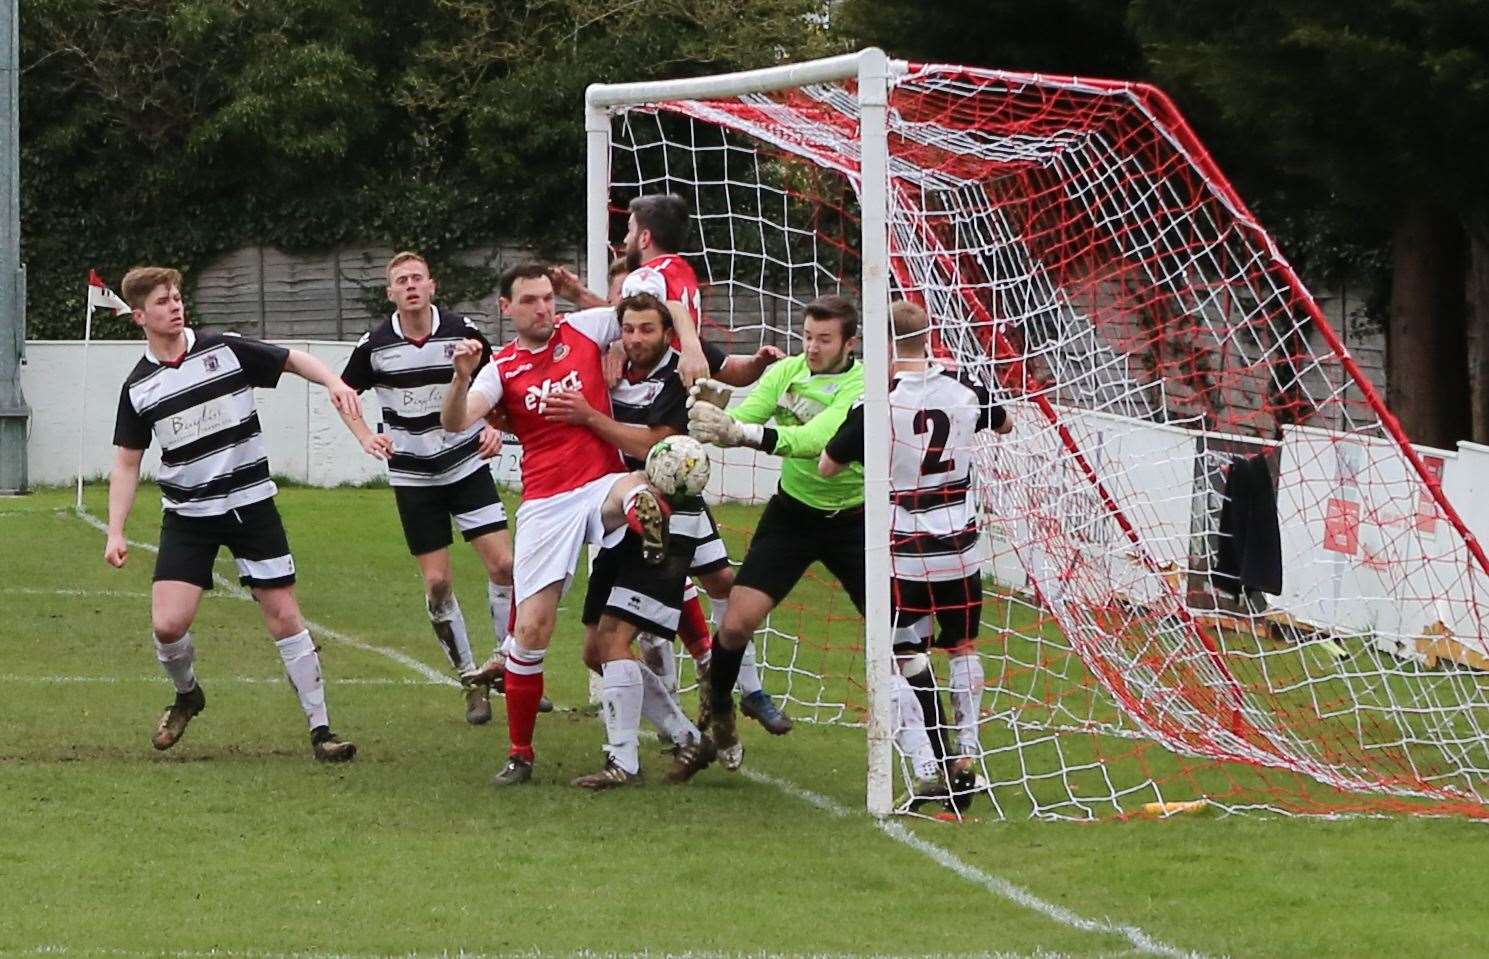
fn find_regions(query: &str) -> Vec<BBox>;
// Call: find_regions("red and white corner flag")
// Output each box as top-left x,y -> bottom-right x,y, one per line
87,270 -> 131,315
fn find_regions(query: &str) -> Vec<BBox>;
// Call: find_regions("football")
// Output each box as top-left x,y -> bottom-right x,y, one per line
645,434 -> 712,498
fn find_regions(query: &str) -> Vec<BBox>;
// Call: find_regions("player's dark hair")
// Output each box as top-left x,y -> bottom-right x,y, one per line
617,292 -> 671,329
500,262 -> 551,299
628,194 -> 691,253
803,294 -> 859,340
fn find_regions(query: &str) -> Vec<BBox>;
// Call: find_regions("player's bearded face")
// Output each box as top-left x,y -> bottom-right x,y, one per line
803,316 -> 853,373
503,276 -> 557,344
135,284 -> 185,336
623,215 -> 644,271
621,311 -> 669,369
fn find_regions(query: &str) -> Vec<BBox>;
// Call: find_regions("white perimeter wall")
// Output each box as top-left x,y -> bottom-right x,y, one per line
26,339 -> 1489,651
20,340 -> 782,500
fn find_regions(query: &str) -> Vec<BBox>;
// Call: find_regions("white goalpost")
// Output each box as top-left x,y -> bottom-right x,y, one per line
587,49 -> 900,814
584,49 -> 1489,821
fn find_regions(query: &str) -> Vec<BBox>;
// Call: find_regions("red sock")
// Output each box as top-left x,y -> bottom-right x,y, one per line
504,648 -> 546,761
679,594 -> 712,660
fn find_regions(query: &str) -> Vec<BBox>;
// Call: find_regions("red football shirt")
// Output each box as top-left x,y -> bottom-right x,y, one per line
622,253 -> 702,348
471,308 -> 626,500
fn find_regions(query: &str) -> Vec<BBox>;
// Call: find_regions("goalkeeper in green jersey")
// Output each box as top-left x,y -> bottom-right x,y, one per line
686,294 -> 865,768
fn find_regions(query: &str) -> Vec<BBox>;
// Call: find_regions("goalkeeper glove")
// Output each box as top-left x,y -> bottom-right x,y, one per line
688,401 -> 768,450
685,378 -> 733,410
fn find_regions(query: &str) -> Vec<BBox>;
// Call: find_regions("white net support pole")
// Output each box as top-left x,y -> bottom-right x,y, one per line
858,47 -> 896,817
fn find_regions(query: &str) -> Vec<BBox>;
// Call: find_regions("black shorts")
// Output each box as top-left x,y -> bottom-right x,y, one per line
581,530 -> 689,638
892,574 -> 983,649
392,467 -> 509,556
155,498 -> 296,591
670,496 -> 730,576
734,492 -> 866,612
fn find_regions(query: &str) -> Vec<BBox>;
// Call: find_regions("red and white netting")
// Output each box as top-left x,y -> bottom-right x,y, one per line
605,62 -> 1489,820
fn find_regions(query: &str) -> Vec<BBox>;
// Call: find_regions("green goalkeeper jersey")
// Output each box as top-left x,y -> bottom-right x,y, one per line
728,353 -> 864,511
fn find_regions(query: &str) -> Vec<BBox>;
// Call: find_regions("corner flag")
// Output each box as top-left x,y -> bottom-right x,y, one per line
87,270 -> 130,315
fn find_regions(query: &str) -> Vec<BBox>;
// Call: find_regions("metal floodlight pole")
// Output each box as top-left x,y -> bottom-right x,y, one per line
0,0 -> 26,493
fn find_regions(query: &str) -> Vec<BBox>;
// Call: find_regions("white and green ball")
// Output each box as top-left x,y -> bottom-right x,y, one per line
645,435 -> 711,498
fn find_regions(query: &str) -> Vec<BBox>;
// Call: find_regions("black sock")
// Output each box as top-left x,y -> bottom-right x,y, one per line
710,637 -> 746,712
905,666 -> 949,760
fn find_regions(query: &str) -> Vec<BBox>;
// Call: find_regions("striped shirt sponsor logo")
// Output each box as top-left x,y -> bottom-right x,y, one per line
343,307 -> 491,487
114,329 -> 286,517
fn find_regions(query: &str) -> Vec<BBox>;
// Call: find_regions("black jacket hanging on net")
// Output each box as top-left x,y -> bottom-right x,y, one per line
1211,453 -> 1283,597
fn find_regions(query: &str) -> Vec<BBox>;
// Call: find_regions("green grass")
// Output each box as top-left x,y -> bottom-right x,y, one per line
3,485 -> 1488,958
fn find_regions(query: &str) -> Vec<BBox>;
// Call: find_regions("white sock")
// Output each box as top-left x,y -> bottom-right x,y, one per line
949,652 -> 985,757
638,660 -> 699,744
154,632 -> 197,694
276,630 -> 329,730
891,673 -> 938,780
735,641 -> 763,696
638,632 -> 679,694
708,594 -> 730,629
486,582 -> 513,660
892,624 -> 924,648
600,659 -> 644,774
428,593 -> 474,672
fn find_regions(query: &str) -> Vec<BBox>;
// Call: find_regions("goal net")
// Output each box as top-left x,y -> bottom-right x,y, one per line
588,51 -> 1489,820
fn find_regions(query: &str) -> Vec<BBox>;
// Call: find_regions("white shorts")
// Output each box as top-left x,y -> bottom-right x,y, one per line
513,472 -> 628,604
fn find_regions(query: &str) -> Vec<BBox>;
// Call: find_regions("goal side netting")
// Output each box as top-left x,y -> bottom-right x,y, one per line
592,54 -> 1489,820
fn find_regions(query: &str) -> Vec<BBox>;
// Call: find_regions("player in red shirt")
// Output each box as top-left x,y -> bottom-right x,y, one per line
553,193 -> 772,390
441,263 -> 674,786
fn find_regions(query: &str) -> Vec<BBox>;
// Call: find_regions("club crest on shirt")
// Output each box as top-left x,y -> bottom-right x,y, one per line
203,354 -> 219,372
553,343 -> 571,362
444,343 -> 456,360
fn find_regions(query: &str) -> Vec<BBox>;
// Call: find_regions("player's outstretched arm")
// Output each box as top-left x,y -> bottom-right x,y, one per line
666,300 -> 710,387
336,402 -> 393,460
442,339 -> 494,432
818,451 -> 850,476
549,266 -> 609,311
104,446 -> 144,567
543,391 -> 671,462
284,349 -> 361,419
715,345 -> 785,388
818,403 -> 863,477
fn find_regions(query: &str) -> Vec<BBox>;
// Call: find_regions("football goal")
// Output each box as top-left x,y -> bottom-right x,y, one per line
584,48 -> 1489,820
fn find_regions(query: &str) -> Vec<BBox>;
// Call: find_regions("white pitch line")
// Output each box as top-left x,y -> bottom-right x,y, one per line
3,586 -> 154,599
1,948 -> 1098,959
67,508 -> 1204,959
73,510 -> 459,689
739,774 -> 1210,959
0,674 -> 442,687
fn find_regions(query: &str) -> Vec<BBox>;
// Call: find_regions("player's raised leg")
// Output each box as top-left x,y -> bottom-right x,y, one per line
699,564 -> 792,734
469,527 -> 514,672
149,579 -> 208,750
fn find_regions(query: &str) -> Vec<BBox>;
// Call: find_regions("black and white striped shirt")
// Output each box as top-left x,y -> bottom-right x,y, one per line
825,364 -> 1005,582
610,341 -> 726,470
113,328 -> 289,517
341,307 -> 493,487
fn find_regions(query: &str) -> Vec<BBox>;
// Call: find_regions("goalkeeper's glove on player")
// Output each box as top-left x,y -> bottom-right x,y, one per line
688,400 -> 768,450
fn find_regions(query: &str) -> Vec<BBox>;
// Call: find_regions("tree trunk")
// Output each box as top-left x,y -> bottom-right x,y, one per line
1468,227 -> 1489,445
1386,200 -> 1471,449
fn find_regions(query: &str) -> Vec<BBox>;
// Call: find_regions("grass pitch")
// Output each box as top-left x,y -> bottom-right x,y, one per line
2,484 -> 1487,958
